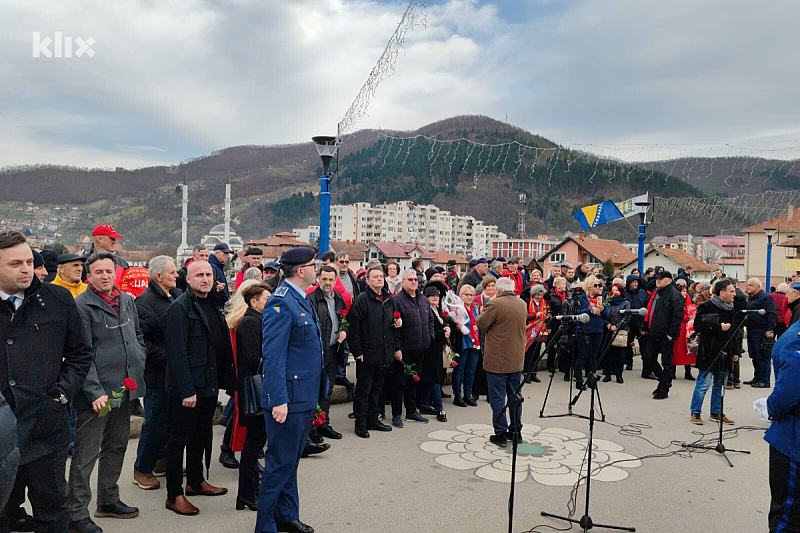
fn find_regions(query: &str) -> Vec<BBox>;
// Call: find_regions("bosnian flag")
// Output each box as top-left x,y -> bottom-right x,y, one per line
573,200 -> 625,230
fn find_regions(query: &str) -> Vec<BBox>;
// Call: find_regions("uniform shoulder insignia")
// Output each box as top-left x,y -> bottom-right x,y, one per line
274,286 -> 288,298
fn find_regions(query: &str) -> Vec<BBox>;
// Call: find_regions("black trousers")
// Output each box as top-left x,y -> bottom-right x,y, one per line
626,324 -> 642,366
0,449 -> 68,533
353,362 -> 386,428
524,341 -> 542,376
237,417 -> 266,502
166,395 -> 216,499
391,350 -> 423,417
642,334 -> 675,394
769,445 -> 800,533
319,344 -> 339,417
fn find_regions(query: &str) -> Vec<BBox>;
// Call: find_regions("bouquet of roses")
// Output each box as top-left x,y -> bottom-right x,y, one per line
403,362 -> 420,382
393,311 -> 401,327
336,309 -> 349,335
311,405 -> 327,427
78,378 -> 137,431
440,311 -> 460,367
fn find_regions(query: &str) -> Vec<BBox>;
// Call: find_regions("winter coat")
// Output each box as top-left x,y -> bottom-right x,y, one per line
421,308 -> 447,384
0,390 -> 20,511
75,287 -> 147,409
308,286 -> 347,349
477,293 -> 527,374
0,278 -> 93,464
764,319 -> 800,462
604,296 -> 631,332
347,287 -> 402,367
694,300 -> 738,372
644,284 -> 685,339
578,293 -> 611,334
234,308 -> 264,427
788,298 -> 800,326
306,277 -> 353,310
457,269 -> 484,293
771,292 -> 788,326
694,289 -> 711,306
51,274 -> 88,298
672,292 -> 695,366
623,275 -> 647,329
208,254 -> 230,299
164,288 -> 237,399
135,280 -> 182,388
746,289 -> 778,332
393,289 -> 434,353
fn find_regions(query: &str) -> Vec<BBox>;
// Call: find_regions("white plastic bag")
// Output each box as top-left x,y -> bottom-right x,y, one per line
443,291 -> 469,327
753,398 -> 770,423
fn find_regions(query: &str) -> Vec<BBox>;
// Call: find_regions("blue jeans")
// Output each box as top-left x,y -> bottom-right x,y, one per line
690,370 -> 724,415
452,348 -> 480,397
486,371 -> 522,437
134,386 -> 169,473
337,340 -> 350,379
420,383 -> 443,411
747,330 -> 771,385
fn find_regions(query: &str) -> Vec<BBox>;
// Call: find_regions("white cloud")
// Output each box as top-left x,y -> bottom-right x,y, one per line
1,0 -> 799,168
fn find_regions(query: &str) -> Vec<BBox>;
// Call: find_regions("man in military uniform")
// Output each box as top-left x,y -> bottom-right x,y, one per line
256,247 -> 326,533
764,318 -> 800,532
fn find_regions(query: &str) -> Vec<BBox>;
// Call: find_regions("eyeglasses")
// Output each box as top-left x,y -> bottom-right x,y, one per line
404,278 -> 418,282
593,283 -> 604,288
299,262 -> 316,269
102,312 -> 130,330
337,260 -> 350,265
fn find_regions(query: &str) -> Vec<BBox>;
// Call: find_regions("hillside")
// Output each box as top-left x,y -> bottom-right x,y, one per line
1,115 -> 796,249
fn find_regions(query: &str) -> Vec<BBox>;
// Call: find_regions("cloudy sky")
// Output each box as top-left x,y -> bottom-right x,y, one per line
1,0 -> 799,168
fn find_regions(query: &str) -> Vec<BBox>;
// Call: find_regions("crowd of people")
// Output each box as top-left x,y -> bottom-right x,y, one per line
1,225 -> 799,533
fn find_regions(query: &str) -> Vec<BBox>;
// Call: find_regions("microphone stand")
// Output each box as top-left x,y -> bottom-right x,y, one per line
680,309 -> 752,467
540,312 -> 636,532
494,319 -> 567,533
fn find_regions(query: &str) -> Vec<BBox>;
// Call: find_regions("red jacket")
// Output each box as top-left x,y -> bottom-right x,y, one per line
305,276 -> 353,310
503,270 -> 524,296
771,292 -> 788,325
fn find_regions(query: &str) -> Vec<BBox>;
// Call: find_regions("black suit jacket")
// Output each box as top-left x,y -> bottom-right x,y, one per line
235,308 -> 264,427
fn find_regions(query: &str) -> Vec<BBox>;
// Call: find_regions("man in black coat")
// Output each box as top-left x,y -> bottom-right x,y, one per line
624,275 -> 648,372
392,269 -> 435,426
641,271 -> 685,399
347,265 -> 402,438
0,390 -> 19,516
133,256 -> 181,490
308,265 -> 347,440
0,231 -> 93,533
163,260 -> 236,516
689,279 -> 741,425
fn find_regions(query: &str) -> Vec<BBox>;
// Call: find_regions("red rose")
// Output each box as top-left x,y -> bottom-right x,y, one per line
123,378 -> 137,391
394,311 -> 401,319
450,361 -> 458,367
442,311 -> 449,318
412,374 -> 420,382
337,309 -> 348,318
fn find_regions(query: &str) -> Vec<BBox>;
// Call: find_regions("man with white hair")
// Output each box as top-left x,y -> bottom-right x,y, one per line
786,281 -> 800,326
133,256 -> 181,490
476,277 -> 527,447
744,278 -> 778,388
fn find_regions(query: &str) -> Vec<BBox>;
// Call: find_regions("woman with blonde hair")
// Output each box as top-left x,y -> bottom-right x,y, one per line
575,275 -> 610,390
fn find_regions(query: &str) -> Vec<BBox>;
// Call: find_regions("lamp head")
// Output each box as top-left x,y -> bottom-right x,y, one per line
312,136 -> 338,175
764,227 -> 776,239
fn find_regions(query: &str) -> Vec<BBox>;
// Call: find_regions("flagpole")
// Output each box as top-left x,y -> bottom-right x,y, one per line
634,196 -> 651,273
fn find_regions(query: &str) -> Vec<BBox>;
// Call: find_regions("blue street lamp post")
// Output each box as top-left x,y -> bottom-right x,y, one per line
765,228 -> 776,289
312,136 -> 338,255
635,200 -> 651,274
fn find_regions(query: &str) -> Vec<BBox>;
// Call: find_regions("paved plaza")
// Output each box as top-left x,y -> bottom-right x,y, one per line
60,359 -> 772,533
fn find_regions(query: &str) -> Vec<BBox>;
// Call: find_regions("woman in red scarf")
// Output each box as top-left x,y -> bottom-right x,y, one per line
524,284 -> 549,383
451,285 -> 482,406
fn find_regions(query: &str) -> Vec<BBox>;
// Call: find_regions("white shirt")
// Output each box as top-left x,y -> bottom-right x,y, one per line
0,289 -> 24,310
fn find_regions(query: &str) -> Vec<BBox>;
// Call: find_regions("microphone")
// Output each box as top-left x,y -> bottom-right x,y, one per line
620,308 -> 647,316
739,309 -> 766,315
555,313 -> 590,323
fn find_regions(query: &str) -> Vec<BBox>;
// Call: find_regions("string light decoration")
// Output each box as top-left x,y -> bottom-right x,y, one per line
347,132 -> 800,225
337,0 -> 427,138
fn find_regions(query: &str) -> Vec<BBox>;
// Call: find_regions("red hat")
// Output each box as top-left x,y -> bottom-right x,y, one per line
92,224 -> 123,239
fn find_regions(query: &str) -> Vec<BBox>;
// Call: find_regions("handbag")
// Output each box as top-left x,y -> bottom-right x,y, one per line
242,361 -> 264,417
611,330 -> 629,348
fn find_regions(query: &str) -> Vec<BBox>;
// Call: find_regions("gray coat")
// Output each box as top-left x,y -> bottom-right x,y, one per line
75,288 -> 146,410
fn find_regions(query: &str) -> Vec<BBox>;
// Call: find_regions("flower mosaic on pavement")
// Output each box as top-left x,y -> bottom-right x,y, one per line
420,423 -> 641,486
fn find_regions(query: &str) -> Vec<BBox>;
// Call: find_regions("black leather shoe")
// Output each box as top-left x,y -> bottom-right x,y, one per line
751,382 -> 770,388
277,519 -> 314,533
309,429 -> 324,444
489,434 -> 508,447
563,373 -> 570,381
335,377 -> 354,390
529,374 -> 541,383
642,372 -> 658,380
616,377 -> 624,384
301,442 -> 330,458
419,405 -> 439,415
743,379 -> 756,385
94,501 -> 139,519
436,410 -> 447,422
236,496 -> 258,511
366,420 -> 392,432
603,375 -> 612,383
464,395 -> 478,407
453,395 -> 467,407
355,427 -> 370,438
131,399 -> 145,418
316,425 -> 342,440
69,518 -> 103,533
653,391 -> 668,400
219,448 -> 239,469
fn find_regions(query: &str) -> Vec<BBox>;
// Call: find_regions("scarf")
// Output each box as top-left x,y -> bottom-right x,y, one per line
554,289 -> 566,303
710,294 -> 734,312
90,283 -> 121,315
464,303 -> 481,349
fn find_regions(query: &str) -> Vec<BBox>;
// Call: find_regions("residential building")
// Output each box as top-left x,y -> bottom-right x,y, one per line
621,248 -> 713,281
292,225 -> 320,245
540,236 -> 637,277
365,242 -> 436,271
744,206 -> 800,288
329,240 -> 370,270
491,235 -> 559,261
